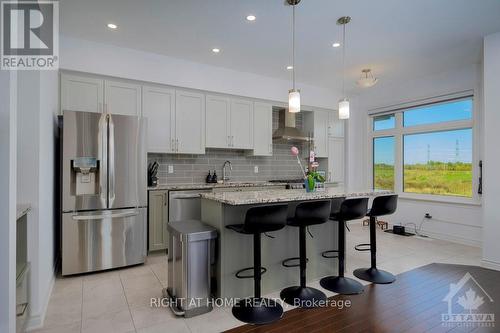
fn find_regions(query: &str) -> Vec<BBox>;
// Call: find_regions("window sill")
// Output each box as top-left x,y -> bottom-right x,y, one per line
397,193 -> 482,206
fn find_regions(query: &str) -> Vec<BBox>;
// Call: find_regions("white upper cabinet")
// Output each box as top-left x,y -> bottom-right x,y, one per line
206,95 -> 231,148
328,137 -> 345,183
205,96 -> 254,150
61,73 -> 104,113
313,110 -> 329,157
104,80 -> 141,116
252,102 -> 273,156
175,90 -> 205,154
328,111 -> 345,137
142,86 -> 175,153
230,98 -> 253,149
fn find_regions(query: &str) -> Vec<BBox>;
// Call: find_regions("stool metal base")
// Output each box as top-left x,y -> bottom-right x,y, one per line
280,286 -> 327,308
353,267 -> 396,284
232,297 -> 283,325
319,276 -> 364,295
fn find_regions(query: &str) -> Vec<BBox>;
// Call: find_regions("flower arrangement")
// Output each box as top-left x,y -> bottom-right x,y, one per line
290,146 -> 325,192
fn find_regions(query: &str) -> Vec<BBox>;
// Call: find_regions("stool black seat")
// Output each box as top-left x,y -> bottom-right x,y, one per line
320,197 -> 368,295
280,200 -> 331,308
354,195 -> 398,284
226,204 -> 288,325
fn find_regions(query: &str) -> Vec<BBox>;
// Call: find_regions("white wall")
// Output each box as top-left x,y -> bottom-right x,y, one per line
350,65 -> 483,246
482,32 -> 500,270
60,36 -> 339,109
0,70 -> 17,333
16,70 -> 59,330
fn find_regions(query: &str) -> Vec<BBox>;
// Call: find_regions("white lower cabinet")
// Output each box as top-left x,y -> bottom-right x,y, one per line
328,137 -> 345,183
252,102 -> 273,156
148,190 -> 168,252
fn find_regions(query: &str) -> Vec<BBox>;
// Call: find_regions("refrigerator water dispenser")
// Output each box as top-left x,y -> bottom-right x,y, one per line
71,157 -> 99,195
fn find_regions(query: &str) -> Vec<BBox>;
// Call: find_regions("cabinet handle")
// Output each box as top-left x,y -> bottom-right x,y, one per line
328,171 -> 332,182
231,136 -> 234,147
171,138 -> 175,152
227,135 -> 231,147
176,139 -> 179,152
164,193 -> 167,206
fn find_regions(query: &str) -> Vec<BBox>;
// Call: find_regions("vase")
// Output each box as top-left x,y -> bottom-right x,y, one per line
305,178 -> 316,192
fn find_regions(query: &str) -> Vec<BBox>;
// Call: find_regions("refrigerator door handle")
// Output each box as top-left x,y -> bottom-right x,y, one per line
98,113 -> 108,207
108,114 -> 116,207
71,209 -> 139,221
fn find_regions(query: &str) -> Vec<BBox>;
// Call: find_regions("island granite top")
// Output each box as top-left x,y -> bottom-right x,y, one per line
200,187 -> 393,205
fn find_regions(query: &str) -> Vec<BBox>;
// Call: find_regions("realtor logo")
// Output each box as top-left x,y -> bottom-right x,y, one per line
441,272 -> 495,328
1,0 -> 59,70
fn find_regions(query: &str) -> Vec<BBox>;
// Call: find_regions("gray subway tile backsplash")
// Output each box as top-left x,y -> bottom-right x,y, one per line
149,111 -> 310,185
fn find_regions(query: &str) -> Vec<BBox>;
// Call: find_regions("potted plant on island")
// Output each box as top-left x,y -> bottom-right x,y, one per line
290,146 -> 325,192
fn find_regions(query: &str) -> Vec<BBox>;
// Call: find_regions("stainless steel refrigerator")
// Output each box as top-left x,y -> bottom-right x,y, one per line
60,110 -> 147,276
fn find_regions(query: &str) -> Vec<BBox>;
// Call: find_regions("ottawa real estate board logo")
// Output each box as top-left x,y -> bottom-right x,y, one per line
441,272 -> 495,328
1,0 -> 59,70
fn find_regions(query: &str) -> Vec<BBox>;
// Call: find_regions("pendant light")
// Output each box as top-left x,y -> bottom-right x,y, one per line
287,0 -> 301,113
337,16 -> 351,120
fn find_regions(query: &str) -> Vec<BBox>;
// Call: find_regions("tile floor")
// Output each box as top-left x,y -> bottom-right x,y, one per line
31,222 -> 482,333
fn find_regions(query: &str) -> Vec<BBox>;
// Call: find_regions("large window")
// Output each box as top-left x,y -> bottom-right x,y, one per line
373,137 -> 395,191
370,96 -> 475,199
403,129 -> 473,197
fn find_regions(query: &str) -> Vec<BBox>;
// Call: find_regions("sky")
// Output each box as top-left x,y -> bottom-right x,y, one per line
374,99 -> 473,165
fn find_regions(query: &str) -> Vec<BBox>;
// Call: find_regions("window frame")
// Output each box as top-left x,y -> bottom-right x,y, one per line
367,93 -> 481,205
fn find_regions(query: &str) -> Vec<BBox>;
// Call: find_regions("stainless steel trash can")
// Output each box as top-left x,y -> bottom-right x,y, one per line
164,220 -> 217,318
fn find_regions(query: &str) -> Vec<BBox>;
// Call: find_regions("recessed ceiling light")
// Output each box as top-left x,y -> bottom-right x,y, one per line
246,15 -> 256,21
107,23 -> 118,30
286,65 -> 293,70
332,42 -> 341,48
212,48 -> 221,53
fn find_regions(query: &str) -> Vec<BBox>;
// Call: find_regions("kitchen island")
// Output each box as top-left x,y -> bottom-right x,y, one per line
200,187 -> 392,299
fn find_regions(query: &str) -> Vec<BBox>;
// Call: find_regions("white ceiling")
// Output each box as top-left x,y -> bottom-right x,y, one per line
60,0 -> 500,93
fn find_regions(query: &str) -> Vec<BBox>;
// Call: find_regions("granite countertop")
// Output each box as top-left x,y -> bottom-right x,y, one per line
148,181 -> 288,191
16,204 -> 31,220
200,187 -> 393,205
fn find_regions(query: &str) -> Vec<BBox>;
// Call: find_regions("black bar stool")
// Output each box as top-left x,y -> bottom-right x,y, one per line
280,200 -> 331,308
320,197 -> 368,295
226,204 -> 288,325
354,195 -> 398,284
319,196 -> 345,259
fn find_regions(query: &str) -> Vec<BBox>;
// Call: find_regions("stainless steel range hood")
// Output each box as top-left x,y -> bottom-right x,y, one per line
272,108 -> 311,142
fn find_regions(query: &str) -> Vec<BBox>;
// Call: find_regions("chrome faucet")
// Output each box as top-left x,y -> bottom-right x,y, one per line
222,160 -> 233,182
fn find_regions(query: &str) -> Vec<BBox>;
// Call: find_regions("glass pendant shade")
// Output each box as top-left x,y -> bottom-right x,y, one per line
288,89 -> 301,113
338,98 -> 350,119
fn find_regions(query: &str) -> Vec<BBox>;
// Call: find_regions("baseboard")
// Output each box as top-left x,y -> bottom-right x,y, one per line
24,260 -> 58,331
481,259 -> 500,271
414,229 -> 481,248
381,222 -> 482,248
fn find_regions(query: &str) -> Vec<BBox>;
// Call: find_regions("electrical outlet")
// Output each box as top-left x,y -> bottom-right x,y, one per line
424,213 -> 432,219
168,165 -> 174,174
254,165 -> 259,173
